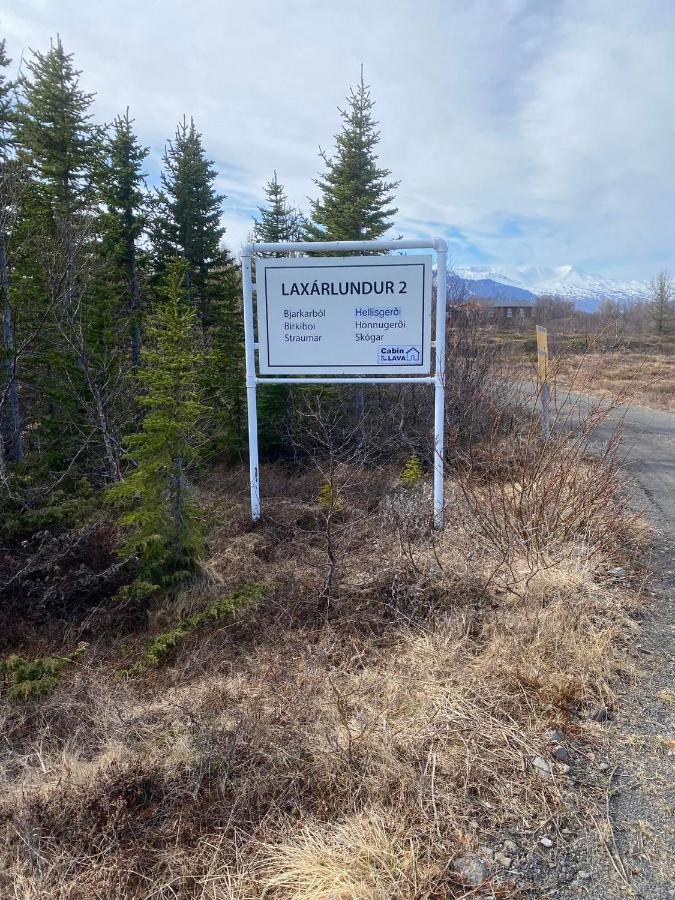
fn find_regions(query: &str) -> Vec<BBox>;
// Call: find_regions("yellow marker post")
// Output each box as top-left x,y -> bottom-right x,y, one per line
536,325 -> 548,381
536,325 -> 551,437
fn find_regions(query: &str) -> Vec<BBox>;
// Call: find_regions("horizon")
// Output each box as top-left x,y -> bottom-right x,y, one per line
3,0 -> 674,281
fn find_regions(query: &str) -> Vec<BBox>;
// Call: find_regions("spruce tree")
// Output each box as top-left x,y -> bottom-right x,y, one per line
109,262 -> 208,588
16,36 -> 99,220
99,109 -> 148,366
152,117 -> 224,326
251,172 -> 305,451
307,72 -> 399,443
0,40 -> 12,149
308,70 -> 399,241
12,36 -> 103,472
252,171 -> 305,252
0,39 -> 24,467
13,39 -> 128,483
204,258 -> 246,457
152,116 -> 244,456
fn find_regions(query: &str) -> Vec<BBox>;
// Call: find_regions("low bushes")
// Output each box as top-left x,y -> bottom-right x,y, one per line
0,642 -> 87,701
123,583 -> 266,675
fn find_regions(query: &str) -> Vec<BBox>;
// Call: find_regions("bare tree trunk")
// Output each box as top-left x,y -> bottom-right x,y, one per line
172,455 -> 186,547
354,384 -> 366,452
131,272 -> 141,367
0,433 -> 6,480
90,379 -> 122,482
49,214 -> 125,482
73,331 -> 123,482
0,231 -> 24,464
128,233 -> 141,366
649,270 -> 674,336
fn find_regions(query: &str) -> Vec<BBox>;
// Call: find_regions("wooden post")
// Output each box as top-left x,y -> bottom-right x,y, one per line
536,325 -> 550,438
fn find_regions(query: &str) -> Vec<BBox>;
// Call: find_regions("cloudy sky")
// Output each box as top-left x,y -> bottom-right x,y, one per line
3,0 -> 674,280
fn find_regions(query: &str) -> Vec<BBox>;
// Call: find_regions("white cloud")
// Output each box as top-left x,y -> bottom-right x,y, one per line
2,0 -> 674,277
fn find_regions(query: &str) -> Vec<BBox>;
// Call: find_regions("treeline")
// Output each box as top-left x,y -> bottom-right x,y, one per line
0,38 -> 398,592
533,287 -> 675,336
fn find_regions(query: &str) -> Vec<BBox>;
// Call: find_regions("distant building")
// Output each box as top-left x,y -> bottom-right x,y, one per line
454,296 -> 534,322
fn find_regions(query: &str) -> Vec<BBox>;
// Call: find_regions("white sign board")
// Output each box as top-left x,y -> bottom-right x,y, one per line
256,255 -> 433,375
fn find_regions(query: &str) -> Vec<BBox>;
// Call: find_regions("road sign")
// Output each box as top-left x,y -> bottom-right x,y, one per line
256,255 -> 433,375
241,239 -> 448,528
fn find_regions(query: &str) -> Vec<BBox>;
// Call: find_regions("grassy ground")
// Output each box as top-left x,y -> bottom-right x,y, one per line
0,397 -> 654,897
497,330 -> 675,412
555,351 -> 675,412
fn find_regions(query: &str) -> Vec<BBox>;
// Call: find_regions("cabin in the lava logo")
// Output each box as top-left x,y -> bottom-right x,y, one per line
378,345 -> 422,364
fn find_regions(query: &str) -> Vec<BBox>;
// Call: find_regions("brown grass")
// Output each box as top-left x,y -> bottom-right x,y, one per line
551,350 -> 675,412
503,330 -> 675,413
0,438 -> 650,897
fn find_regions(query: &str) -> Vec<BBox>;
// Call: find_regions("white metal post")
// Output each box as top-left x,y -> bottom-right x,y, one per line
433,239 -> 447,529
241,248 -> 260,520
249,239 -> 437,254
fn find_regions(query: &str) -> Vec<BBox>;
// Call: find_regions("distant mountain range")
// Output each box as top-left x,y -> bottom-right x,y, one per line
451,265 -> 651,312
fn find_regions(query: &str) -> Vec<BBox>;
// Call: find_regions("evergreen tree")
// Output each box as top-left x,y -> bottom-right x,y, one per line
12,38 -> 125,482
109,262 -> 208,588
152,117 -> 224,326
0,39 -> 24,468
152,116 -> 245,456
307,70 -> 399,241
0,40 -> 12,148
307,71 -> 398,439
204,258 -> 246,457
99,109 -> 148,366
15,36 -> 99,220
252,171 -> 305,252
13,38 -> 97,470
251,172 -> 306,451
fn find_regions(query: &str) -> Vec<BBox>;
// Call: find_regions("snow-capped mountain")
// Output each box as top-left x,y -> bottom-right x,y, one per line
453,265 -> 650,312
449,273 -> 536,304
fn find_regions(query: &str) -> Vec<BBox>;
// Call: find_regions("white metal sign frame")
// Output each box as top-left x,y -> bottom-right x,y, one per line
241,238 -> 448,528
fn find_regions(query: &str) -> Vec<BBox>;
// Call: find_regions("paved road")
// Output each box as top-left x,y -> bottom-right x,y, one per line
518,384 -> 675,538
597,399 -> 675,900
529,387 -> 675,899
583,398 -> 675,539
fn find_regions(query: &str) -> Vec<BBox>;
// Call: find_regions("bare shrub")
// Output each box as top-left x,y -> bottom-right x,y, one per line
380,480 -> 433,541
285,392 -> 401,604
0,521 -> 130,650
444,316 -> 510,453
458,373 -> 643,599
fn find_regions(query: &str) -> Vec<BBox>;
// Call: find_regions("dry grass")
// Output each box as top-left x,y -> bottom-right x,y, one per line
503,330 -> 675,413
551,350 -> 675,412
258,809 -> 419,899
0,436 -> 650,897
